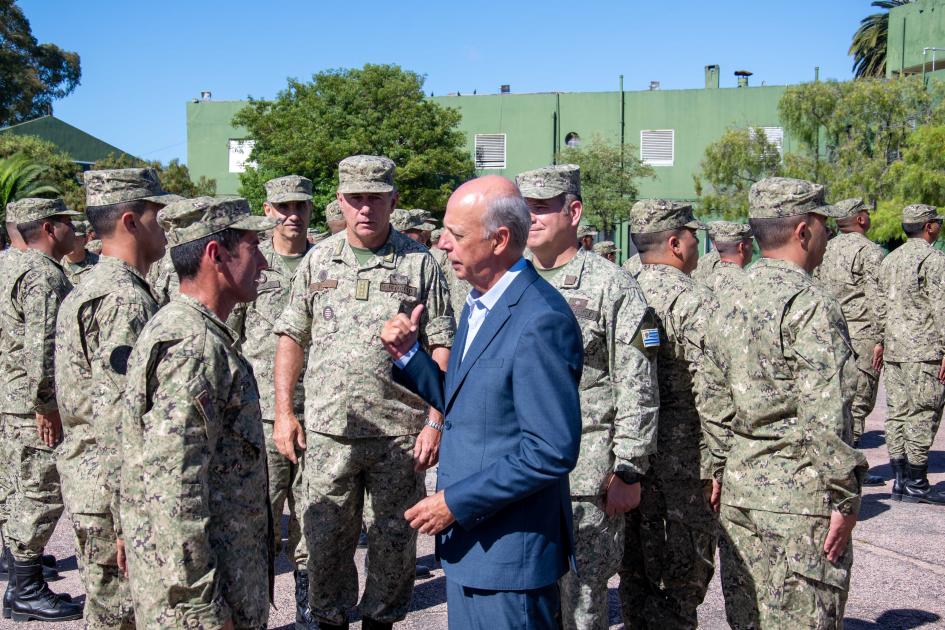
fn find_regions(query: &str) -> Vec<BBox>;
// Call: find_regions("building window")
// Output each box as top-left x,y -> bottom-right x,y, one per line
565,132 -> 581,147
474,134 -> 507,169
749,126 -> 784,158
640,129 -> 674,166
228,139 -> 256,173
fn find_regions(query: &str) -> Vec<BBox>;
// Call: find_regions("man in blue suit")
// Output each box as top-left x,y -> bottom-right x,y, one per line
381,175 -> 584,629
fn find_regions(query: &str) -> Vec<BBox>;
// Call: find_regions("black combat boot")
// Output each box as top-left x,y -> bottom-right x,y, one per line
9,558 -> 83,622
319,622 -> 349,630
891,458 -> 908,501
902,463 -> 945,505
0,545 -> 58,581
3,565 -> 13,619
0,545 -> 8,581
415,562 -> 432,578
362,619 -> 393,630
293,569 -> 317,629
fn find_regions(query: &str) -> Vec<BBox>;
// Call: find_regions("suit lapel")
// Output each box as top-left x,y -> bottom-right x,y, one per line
445,303 -> 469,398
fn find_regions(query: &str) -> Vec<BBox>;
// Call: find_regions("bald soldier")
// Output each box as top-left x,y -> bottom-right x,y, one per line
518,165 -> 659,630
697,221 -> 754,298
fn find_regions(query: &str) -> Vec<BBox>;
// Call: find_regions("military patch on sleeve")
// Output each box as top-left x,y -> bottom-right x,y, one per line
642,328 -> 660,347
630,307 -> 661,353
109,345 -> 133,375
568,297 -> 599,321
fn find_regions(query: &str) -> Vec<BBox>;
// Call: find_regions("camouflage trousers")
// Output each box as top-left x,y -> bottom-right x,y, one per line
2,413 -> 64,561
263,421 -> 307,569
884,361 -> 945,466
559,496 -> 624,630
719,504 -> 851,630
850,338 -> 880,443
70,511 -> 135,629
619,478 -> 716,630
302,432 -> 424,625
0,415 -> 13,534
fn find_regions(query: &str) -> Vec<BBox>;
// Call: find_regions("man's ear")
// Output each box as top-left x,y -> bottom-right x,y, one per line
121,211 -> 137,234
492,226 -> 512,255
568,198 -> 583,227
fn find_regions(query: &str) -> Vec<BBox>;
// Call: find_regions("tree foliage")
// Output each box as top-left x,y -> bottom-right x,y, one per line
0,0 -> 82,126
555,135 -> 654,237
233,64 -> 475,221
693,128 -> 782,219
0,134 -> 82,209
849,1 -> 913,79
92,153 -> 217,199
0,153 -> 61,222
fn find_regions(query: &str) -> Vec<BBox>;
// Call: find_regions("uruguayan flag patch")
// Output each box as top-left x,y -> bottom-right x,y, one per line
642,328 -> 660,348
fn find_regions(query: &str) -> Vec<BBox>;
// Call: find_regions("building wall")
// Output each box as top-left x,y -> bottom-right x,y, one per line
887,0 -> 945,77
186,100 -> 251,196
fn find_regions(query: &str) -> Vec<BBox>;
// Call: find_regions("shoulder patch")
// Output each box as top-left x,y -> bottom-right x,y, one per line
109,345 -> 133,375
630,307 -> 661,353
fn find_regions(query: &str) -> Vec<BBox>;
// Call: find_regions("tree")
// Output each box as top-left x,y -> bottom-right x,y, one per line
0,0 -> 82,126
555,135 -> 654,236
0,154 -> 61,222
0,134 -> 82,209
693,127 -> 782,219
233,64 -> 475,222
92,153 -> 217,199
849,1 -> 913,79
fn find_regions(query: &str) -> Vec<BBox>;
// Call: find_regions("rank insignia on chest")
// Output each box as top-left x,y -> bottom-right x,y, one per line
355,278 -> 370,300
642,328 -> 660,348
323,306 -> 335,320
562,274 -> 579,288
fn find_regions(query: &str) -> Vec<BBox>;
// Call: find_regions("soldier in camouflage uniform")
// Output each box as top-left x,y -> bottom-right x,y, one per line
228,175 -> 317,628
622,252 -> 642,278
877,203 -> 945,505
702,177 -> 868,629
60,219 -> 100,285
689,247 -> 719,285
273,155 -> 454,630
325,199 -> 347,235
55,168 -> 176,629
619,199 -> 719,630
120,196 -> 277,629
697,221 -> 753,300
578,224 -> 597,251
518,165 -> 660,630
392,208 -> 437,247
0,197 -> 84,622
592,240 -> 617,263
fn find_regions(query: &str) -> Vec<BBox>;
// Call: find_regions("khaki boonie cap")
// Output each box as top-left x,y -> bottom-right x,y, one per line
265,175 -> 312,203
84,168 -> 178,208
707,221 -> 753,243
158,197 -> 278,248
749,177 -> 844,219
630,199 -> 706,234
902,203 -> 945,224
593,240 -> 617,255
833,198 -> 869,219
325,200 -> 343,222
337,155 -> 395,194
517,164 -> 581,200
9,198 -> 81,225
577,225 -> 598,238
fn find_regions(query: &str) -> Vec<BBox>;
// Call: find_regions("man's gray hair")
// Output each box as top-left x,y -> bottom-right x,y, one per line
482,193 -> 531,251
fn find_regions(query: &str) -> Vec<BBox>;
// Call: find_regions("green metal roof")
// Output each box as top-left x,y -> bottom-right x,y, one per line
0,115 -> 128,164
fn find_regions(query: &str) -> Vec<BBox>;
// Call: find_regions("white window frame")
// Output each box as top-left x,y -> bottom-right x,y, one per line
474,133 -> 507,169
640,129 -> 675,166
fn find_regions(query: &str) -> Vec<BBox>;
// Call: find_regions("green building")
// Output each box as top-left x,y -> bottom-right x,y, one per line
0,115 -> 128,169
887,0 -> 945,78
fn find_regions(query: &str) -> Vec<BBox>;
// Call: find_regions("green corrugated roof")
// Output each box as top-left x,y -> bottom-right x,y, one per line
0,115 -> 129,164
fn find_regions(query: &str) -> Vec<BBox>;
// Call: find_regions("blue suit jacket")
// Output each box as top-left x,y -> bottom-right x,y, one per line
395,262 -> 584,591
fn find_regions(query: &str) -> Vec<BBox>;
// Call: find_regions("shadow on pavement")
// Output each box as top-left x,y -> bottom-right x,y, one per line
846,608 -> 941,629
858,492 -> 892,521
409,575 -> 446,612
859,430 -> 886,450
928,450 -> 945,474
54,554 -> 78,572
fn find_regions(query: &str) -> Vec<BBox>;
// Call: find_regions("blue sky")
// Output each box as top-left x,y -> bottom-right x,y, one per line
20,0 -> 876,165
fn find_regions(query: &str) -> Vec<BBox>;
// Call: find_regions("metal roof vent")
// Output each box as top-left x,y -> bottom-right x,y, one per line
735,70 -> 752,88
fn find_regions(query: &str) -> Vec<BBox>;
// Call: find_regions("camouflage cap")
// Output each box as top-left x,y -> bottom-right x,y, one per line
392,208 -> 436,232
265,175 -> 313,204
158,196 -> 278,248
707,221 -> 753,243
577,224 -> 598,238
833,198 -> 869,219
84,168 -> 177,208
325,199 -> 343,222
902,203 -> 945,224
629,199 -> 706,234
71,220 -> 90,236
337,155 -> 395,194
8,198 -> 81,225
516,164 -> 581,200
748,177 -> 844,219
593,240 -> 617,255
431,228 -> 443,243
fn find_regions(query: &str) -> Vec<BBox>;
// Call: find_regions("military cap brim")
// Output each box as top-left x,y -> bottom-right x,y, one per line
268,192 -> 313,204
142,193 -> 186,207
337,181 -> 395,194
230,215 -> 280,233
519,185 -> 567,200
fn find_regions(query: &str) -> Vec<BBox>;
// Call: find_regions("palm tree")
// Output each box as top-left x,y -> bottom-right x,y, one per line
0,154 -> 61,221
850,1 -> 913,78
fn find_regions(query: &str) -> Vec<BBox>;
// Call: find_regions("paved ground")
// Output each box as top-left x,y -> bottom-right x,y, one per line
5,381 -> 945,629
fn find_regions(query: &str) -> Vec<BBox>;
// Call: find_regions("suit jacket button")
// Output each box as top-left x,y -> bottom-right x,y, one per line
444,421 -> 452,430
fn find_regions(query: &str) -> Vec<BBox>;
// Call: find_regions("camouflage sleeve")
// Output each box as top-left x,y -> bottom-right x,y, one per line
226,302 -> 248,347
859,245 -> 885,342
924,254 -> 945,356
273,255 -> 316,347
787,294 -> 868,515
21,273 -> 62,414
875,258 -> 889,346
610,290 -> 659,476
418,255 -> 455,350
698,312 -> 736,482
140,343 -> 232,628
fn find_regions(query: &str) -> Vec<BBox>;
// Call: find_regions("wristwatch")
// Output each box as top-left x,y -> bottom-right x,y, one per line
425,419 -> 444,432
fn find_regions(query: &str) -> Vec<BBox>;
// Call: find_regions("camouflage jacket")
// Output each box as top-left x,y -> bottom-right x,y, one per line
815,231 -> 884,344
228,238 -> 311,421
120,294 -> 271,629
147,249 -> 180,307
275,229 -> 454,437
690,249 -> 720,284
529,249 -> 659,494
703,260 -> 748,302
0,249 -> 72,414
702,257 -> 867,516
61,250 -> 100,286
877,238 -> 945,363
636,263 -> 718,485
622,253 -> 642,278
55,256 -> 158,520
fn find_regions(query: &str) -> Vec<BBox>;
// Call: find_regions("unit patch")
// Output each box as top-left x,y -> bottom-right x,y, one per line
568,297 -> 599,321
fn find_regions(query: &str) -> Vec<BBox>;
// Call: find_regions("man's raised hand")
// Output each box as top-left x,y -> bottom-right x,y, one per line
382,304 -> 424,359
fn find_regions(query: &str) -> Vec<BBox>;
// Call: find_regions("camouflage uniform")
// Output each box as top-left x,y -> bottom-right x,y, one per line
0,244 -> 20,538
147,249 -> 179,306
518,166 -> 660,630
689,248 -> 719,284
274,155 -> 454,626
120,196 -> 277,629
61,221 -> 100,285
619,200 -> 718,630
54,169 -> 176,629
702,178 -> 867,629
877,204 -> 945,469
814,199 -> 885,442
622,253 -> 642,278
0,198 -> 80,562
699,222 -> 753,303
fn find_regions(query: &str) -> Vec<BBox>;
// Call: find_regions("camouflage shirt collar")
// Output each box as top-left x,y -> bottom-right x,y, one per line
261,237 -> 312,275
906,237 -> 934,249
646,262 -> 692,281
753,256 -> 810,277
333,228 -> 399,270
524,247 -> 588,289
174,293 -> 240,345
25,247 -> 64,270
99,254 -> 149,285
717,260 -> 742,269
